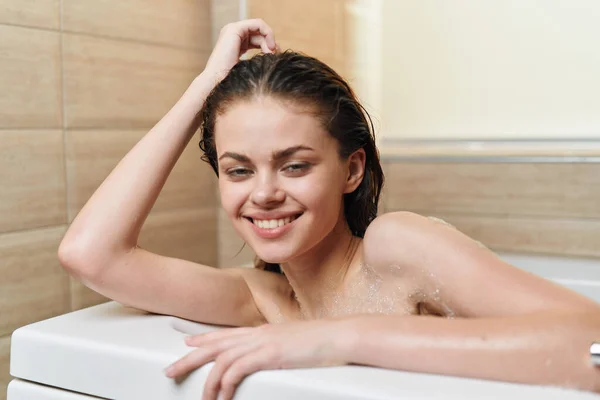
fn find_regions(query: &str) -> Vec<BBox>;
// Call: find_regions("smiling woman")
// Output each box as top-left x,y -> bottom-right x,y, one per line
209,94 -> 371,269
58,19 -> 600,400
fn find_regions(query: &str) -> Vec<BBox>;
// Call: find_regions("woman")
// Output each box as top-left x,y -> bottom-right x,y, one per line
59,19 -> 600,400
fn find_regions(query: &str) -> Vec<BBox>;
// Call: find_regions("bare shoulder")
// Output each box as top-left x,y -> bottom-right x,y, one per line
362,211 -> 472,269
361,212 -> 473,316
363,212 -> 600,318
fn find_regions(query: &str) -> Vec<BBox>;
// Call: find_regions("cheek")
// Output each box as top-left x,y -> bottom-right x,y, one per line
288,170 -> 345,213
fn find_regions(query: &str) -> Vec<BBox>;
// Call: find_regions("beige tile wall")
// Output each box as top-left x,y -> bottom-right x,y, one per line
62,34 -> 206,129
62,1 -> 211,50
0,130 -> 65,233
383,161 -> 600,259
248,0 -> 347,76
0,25 -> 61,128
0,1 -> 214,397
0,227 -> 70,338
0,0 -> 59,30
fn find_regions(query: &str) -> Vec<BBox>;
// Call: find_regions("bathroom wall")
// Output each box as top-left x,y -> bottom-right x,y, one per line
0,1 -> 215,397
373,1 -> 600,259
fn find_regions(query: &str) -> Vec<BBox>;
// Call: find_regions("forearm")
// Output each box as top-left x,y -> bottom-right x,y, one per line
60,73 -> 215,267
341,312 -> 600,393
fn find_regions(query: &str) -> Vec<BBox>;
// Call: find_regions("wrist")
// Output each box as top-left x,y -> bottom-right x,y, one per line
331,316 -> 364,365
188,72 -> 217,99
174,73 -> 217,116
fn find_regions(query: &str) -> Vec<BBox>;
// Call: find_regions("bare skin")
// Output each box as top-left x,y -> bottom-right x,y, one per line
59,19 -> 600,400
240,238 -> 422,324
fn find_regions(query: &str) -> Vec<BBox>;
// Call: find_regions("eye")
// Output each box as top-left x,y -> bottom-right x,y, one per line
282,162 -> 310,174
226,167 -> 253,177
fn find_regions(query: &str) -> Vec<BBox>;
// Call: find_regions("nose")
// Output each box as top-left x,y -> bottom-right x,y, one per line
250,173 -> 285,207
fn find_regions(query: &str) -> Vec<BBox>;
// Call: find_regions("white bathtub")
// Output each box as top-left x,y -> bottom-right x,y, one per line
7,252 -> 600,400
497,252 -> 600,304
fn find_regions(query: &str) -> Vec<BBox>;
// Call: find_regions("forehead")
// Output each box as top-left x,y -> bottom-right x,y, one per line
214,96 -> 335,155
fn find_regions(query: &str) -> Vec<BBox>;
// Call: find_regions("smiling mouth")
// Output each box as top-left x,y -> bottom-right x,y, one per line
246,214 -> 302,229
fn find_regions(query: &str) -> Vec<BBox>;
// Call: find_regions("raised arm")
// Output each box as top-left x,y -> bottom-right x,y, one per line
58,20 -> 279,327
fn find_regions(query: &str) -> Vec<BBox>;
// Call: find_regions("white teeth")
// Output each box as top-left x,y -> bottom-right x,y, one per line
252,215 -> 298,229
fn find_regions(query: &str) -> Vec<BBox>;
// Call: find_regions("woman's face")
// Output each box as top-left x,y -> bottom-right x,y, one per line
214,96 -> 354,264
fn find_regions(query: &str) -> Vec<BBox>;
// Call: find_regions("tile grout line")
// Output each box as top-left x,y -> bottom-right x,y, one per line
60,27 -> 212,52
0,224 -> 69,239
0,20 -> 210,52
0,20 -> 58,33
0,127 -> 154,132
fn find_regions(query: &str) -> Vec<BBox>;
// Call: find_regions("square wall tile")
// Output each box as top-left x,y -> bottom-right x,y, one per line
0,226 -> 70,338
153,132 -> 216,214
430,213 -> 600,259
65,129 -> 144,220
65,129 -> 215,221
0,130 -> 66,233
0,0 -> 59,30
62,0 -> 211,49
248,0 -> 346,74
384,162 -> 600,219
63,33 -> 208,129
139,207 -> 217,267
0,25 -> 61,128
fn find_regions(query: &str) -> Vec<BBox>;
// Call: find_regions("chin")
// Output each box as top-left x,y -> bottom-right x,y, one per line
254,252 -> 290,265
253,245 -> 298,265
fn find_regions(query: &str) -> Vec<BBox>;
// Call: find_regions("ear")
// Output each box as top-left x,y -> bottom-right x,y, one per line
344,148 -> 366,194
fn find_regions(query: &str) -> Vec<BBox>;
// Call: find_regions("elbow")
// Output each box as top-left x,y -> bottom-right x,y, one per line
58,236 -> 110,283
58,239 -> 94,280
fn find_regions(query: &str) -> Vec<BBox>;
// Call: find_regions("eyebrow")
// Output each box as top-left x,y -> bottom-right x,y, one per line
218,152 -> 250,162
218,145 -> 315,162
272,145 -> 315,161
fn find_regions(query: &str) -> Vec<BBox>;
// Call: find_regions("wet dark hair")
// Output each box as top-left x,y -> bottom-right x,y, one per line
199,50 -> 384,273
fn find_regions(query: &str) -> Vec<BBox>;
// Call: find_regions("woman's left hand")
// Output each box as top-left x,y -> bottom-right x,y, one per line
165,319 -> 351,400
